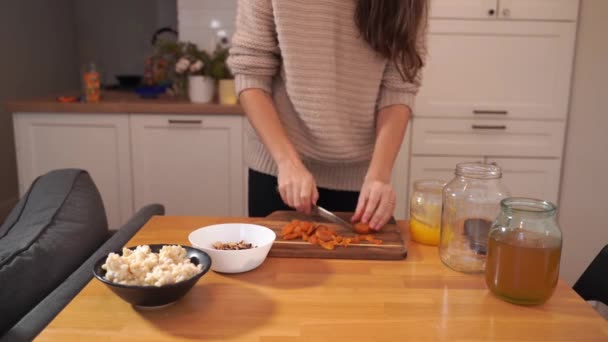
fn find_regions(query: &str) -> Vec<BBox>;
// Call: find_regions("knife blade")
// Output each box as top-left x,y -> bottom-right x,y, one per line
312,205 -> 353,230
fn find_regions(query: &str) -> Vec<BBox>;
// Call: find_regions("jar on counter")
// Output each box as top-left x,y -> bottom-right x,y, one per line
409,180 -> 445,246
486,198 -> 562,305
439,162 -> 510,273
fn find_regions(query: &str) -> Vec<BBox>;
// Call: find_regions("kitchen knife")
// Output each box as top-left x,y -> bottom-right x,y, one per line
312,205 -> 353,230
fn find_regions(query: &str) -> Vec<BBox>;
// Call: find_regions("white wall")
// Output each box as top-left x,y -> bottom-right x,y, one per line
558,0 -> 608,285
0,0 -> 80,221
74,0 -> 177,85
177,0 -> 236,52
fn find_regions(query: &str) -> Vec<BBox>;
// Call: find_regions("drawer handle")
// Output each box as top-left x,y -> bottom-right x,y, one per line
168,119 -> 202,125
472,124 -> 507,130
473,110 -> 508,115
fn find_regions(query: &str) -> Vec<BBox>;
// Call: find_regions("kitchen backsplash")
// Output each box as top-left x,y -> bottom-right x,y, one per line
178,0 -> 237,52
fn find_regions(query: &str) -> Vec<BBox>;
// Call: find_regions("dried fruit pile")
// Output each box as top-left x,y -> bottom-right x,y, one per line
280,220 -> 382,250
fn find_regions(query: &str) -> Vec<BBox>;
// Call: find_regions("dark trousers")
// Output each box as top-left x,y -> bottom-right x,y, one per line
248,169 -> 360,217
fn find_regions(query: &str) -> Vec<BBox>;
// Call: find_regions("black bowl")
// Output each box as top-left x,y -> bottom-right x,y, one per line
93,244 -> 211,307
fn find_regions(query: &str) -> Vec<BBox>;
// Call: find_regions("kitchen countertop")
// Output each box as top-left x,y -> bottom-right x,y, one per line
36,216 -> 608,341
4,90 -> 244,115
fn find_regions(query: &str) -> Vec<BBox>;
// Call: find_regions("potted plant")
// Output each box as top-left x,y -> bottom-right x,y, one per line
210,44 -> 237,105
156,41 -> 215,103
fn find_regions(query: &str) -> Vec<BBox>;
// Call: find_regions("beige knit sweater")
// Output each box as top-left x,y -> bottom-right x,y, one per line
227,0 -> 424,191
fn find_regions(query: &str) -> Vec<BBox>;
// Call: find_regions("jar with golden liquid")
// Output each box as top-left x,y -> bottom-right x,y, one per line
409,180 -> 445,246
485,198 -> 562,305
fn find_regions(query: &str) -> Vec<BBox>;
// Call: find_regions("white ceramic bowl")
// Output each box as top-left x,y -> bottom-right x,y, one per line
188,223 -> 276,273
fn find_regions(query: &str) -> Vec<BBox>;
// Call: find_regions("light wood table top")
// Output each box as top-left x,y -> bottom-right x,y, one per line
38,216 -> 608,341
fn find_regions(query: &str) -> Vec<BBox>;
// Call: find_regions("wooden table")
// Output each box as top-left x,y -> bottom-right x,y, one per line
38,216 -> 608,341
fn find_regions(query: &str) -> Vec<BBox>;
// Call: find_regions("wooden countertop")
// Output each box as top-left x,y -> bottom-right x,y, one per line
37,216 -> 608,341
5,91 -> 244,115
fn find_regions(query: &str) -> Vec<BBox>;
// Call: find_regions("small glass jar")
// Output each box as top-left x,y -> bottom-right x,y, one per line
485,198 -> 562,305
409,180 -> 445,246
439,163 -> 510,273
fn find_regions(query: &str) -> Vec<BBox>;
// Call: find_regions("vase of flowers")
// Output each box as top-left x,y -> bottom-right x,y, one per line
155,41 -> 214,102
175,57 -> 215,103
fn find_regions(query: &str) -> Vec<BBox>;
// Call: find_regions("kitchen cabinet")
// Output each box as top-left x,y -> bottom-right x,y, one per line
430,0 -> 579,21
409,156 -> 561,203
486,158 -> 561,203
498,0 -> 580,21
415,20 -> 576,120
409,156 -> 484,188
12,113 -> 133,229
391,125 -> 412,220
430,0 -> 498,19
411,118 -> 566,158
408,2 -> 578,214
130,115 -> 245,217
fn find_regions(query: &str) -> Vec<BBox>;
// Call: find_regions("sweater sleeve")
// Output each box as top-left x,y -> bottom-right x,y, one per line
376,25 -> 428,112
227,0 -> 280,96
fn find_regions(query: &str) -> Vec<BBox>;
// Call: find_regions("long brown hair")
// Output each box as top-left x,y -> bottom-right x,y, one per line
355,0 -> 428,82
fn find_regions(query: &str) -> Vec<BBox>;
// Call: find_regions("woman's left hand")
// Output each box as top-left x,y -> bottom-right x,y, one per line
351,178 -> 396,231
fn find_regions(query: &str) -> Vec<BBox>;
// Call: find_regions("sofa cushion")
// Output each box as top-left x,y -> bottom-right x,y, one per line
0,169 -> 109,334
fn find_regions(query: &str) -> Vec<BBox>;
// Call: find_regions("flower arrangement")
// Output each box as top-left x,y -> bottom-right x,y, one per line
154,31 -> 234,102
155,41 -> 213,99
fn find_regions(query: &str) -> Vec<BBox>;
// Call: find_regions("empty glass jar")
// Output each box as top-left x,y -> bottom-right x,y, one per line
409,180 -> 445,246
485,198 -> 562,305
439,162 -> 510,273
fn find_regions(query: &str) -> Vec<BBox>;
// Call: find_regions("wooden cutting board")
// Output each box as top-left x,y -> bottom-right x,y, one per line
261,210 -> 407,260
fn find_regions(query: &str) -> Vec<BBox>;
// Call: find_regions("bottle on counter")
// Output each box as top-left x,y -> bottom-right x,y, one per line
439,162 -> 510,273
81,61 -> 101,103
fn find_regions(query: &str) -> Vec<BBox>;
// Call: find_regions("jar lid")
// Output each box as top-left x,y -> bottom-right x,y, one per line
413,179 -> 446,193
455,162 -> 502,179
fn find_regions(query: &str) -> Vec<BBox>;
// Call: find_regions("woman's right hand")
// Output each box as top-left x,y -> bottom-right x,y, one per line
277,160 -> 319,215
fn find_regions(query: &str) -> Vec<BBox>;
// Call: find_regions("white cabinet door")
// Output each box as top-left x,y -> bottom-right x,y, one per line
430,0 -> 498,19
391,124 -> 412,220
487,158 -> 561,204
12,113 -> 133,229
131,115 -> 245,217
411,117 -> 566,158
408,156 -> 484,198
498,0 -> 579,21
415,20 -> 576,120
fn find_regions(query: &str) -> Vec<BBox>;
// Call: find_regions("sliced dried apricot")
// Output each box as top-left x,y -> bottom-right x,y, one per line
353,222 -> 372,234
319,240 -> 336,250
315,229 -> 334,242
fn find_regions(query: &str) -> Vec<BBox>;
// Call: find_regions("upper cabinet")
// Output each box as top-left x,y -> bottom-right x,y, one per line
430,0 -> 579,21
430,0 -> 499,19
415,20 -> 577,119
497,0 -> 580,21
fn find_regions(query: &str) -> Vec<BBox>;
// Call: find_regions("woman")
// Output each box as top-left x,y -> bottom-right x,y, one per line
227,0 -> 428,230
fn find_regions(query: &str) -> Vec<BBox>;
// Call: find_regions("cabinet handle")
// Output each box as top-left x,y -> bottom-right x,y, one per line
502,8 -> 511,17
472,124 -> 507,130
168,119 -> 202,125
473,110 -> 508,115
488,8 -> 496,16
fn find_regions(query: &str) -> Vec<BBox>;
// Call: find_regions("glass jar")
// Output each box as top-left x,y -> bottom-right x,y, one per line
439,162 -> 510,273
409,180 -> 445,246
485,198 -> 562,305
